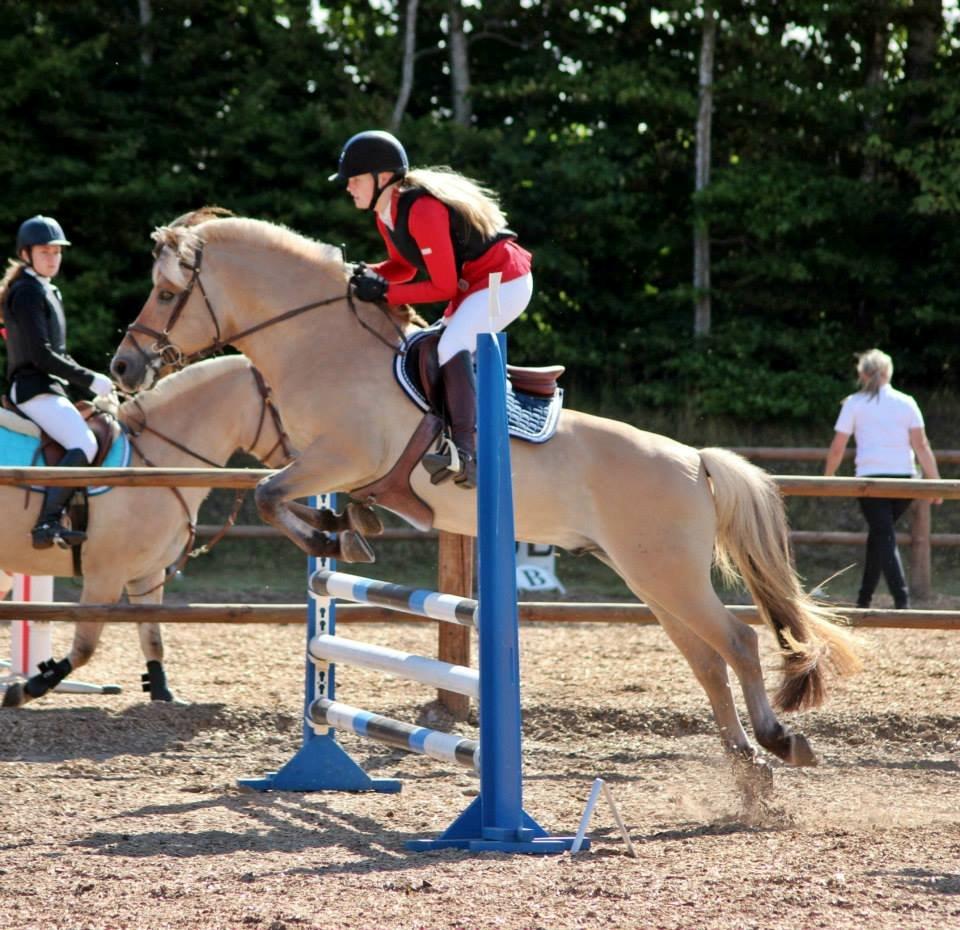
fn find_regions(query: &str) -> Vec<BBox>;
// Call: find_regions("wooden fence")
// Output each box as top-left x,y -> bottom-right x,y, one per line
1,453 -> 956,720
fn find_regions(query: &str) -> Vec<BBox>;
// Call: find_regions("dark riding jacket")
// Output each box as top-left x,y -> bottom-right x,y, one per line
3,269 -> 99,403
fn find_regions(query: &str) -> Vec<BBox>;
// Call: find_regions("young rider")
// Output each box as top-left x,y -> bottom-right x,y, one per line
332,130 -> 533,489
0,215 -> 115,548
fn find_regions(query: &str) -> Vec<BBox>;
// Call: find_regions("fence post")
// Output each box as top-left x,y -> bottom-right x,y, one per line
910,500 -> 932,601
437,530 -> 474,721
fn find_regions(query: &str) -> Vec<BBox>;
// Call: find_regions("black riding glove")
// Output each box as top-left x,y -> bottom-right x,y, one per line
351,266 -> 389,303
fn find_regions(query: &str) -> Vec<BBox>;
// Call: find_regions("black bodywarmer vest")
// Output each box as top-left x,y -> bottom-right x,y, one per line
384,189 -> 515,282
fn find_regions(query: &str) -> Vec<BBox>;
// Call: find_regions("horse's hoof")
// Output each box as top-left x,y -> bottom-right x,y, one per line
340,530 -> 376,564
346,502 -> 384,537
786,732 -> 818,767
2,683 -> 27,708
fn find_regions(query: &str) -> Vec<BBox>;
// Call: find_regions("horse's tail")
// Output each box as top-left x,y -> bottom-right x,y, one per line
700,447 -> 861,712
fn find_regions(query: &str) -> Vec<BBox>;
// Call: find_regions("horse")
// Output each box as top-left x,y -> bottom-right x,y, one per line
109,214 -> 860,785
1,354 -> 292,708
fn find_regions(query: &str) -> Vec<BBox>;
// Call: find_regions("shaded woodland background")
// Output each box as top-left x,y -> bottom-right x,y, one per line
1,1 -> 958,422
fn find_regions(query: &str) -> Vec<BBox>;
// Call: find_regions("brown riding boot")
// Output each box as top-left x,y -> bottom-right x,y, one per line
422,350 -> 477,489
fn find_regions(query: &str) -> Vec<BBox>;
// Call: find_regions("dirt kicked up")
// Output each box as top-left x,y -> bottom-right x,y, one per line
1,617 -> 958,930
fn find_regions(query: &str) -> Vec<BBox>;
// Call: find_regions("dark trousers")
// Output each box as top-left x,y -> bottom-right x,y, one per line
857,495 -> 912,608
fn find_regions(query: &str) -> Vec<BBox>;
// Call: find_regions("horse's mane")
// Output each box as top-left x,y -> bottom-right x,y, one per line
151,213 -> 428,328
118,355 -> 250,427
152,215 -> 345,284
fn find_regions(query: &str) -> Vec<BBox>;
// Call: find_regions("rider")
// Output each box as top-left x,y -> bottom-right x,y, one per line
332,130 -> 534,489
0,215 -> 115,549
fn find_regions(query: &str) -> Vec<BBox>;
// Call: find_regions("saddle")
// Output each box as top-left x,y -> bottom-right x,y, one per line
350,327 -> 565,531
0,396 -> 121,467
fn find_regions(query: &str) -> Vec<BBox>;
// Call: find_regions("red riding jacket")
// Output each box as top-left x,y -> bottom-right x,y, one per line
371,188 -> 532,317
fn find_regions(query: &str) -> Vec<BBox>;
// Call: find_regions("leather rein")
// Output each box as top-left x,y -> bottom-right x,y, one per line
122,365 -> 296,597
120,244 -> 408,384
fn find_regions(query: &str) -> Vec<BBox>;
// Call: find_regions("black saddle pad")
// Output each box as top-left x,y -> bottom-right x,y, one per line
395,327 -> 563,444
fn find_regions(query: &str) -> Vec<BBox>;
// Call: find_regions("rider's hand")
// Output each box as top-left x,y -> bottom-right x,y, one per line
90,372 -> 115,398
351,267 -> 389,303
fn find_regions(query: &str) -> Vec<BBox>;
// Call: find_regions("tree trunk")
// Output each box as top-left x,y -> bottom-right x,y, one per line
693,4 -> 716,338
391,0 -> 420,131
449,1 -> 472,127
860,7 -> 889,183
138,0 -> 153,67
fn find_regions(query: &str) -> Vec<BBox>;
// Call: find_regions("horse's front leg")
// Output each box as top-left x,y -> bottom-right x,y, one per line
127,571 -> 178,703
255,448 -> 378,563
2,578 -> 123,708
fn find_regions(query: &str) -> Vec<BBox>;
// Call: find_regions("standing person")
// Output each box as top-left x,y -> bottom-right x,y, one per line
0,215 -> 115,549
824,348 -> 941,608
331,129 -> 533,489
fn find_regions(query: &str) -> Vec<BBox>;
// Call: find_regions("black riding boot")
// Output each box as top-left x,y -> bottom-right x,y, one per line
422,350 -> 477,489
32,448 -> 89,550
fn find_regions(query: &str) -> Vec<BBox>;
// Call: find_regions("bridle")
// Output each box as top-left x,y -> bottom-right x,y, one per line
123,364 -> 296,597
119,243 -> 409,386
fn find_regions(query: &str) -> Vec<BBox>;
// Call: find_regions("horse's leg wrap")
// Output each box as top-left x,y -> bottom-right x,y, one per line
23,657 -> 73,699
141,660 -> 174,702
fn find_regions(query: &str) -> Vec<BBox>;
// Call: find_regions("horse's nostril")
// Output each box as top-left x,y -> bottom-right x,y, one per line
112,360 -> 127,377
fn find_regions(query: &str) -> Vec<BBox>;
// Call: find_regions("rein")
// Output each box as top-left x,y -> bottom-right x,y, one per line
123,366 -> 295,597
121,244 -> 408,382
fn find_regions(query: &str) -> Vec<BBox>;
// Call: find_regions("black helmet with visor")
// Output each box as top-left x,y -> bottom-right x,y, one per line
330,131 -> 409,211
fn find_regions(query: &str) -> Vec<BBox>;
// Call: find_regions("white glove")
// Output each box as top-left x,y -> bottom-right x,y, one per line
90,373 -> 115,398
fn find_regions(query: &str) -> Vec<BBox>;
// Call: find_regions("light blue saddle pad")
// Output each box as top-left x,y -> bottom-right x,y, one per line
0,422 -> 131,496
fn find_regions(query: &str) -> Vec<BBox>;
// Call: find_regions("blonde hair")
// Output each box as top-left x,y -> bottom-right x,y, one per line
403,167 -> 507,238
856,348 -> 893,397
0,259 -> 28,323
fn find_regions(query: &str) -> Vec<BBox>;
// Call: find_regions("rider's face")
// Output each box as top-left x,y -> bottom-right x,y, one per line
346,172 -> 394,211
346,174 -> 375,210
24,244 -> 62,279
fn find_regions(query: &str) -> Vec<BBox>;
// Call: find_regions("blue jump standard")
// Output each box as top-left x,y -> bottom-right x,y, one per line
407,332 -> 583,854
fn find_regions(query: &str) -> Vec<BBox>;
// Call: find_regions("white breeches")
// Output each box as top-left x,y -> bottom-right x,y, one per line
438,273 -> 534,366
12,390 -> 97,462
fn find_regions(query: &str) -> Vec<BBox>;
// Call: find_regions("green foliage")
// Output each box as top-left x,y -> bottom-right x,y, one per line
0,1 -> 957,423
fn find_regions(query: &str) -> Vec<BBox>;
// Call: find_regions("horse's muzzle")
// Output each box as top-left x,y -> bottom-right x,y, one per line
110,349 -> 148,392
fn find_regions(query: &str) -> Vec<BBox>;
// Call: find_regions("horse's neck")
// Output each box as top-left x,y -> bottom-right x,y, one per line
221,260 -> 408,411
125,388 -> 244,468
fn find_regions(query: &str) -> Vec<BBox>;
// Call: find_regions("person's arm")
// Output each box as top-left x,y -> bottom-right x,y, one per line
910,426 -> 942,505
824,431 -> 850,476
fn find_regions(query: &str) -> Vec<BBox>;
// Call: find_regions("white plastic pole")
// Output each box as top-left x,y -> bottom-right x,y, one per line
10,574 -> 54,676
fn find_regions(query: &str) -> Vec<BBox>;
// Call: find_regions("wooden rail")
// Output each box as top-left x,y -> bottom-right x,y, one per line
1,600 -> 957,630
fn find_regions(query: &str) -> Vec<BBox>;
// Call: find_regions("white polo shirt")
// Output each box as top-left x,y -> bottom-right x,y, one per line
834,384 -> 924,476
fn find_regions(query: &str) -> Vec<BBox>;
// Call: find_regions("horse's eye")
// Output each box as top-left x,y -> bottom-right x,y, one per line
157,289 -> 176,302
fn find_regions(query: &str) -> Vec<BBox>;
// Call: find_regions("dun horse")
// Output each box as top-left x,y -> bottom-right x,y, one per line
110,215 -> 859,778
2,355 -> 291,708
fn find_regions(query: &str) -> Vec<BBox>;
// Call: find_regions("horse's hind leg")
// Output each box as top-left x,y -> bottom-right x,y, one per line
646,596 -> 774,802
651,583 -> 817,766
127,571 -> 176,702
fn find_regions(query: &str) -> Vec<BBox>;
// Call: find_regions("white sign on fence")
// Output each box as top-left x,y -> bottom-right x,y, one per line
515,542 -> 565,594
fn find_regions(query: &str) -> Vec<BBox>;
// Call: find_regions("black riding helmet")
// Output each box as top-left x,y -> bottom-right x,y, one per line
16,215 -> 71,254
330,130 -> 409,211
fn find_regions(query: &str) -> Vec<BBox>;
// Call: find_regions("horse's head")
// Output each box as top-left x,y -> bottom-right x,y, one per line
111,220 -> 215,392
111,214 -> 353,393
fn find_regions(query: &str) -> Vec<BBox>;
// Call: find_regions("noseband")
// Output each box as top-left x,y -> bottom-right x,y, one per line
120,243 -> 409,385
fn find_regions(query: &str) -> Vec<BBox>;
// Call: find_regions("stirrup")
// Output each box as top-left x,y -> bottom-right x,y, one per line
423,436 -> 461,485
32,521 -> 86,550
